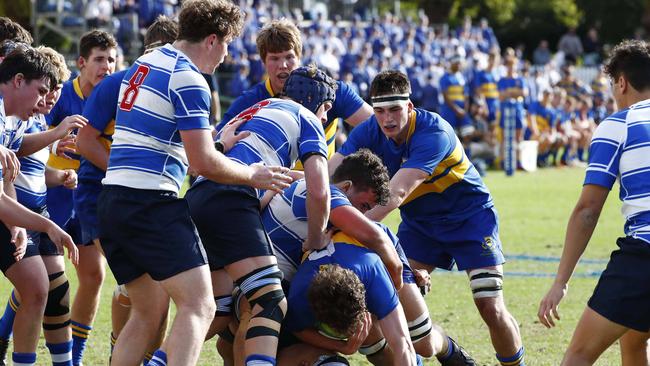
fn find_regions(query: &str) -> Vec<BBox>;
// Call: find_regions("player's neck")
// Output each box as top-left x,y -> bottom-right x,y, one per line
0,85 -> 17,116
172,40 -> 211,74
620,90 -> 650,109
78,75 -> 94,98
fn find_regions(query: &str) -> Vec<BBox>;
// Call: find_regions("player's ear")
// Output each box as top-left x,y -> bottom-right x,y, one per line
340,180 -> 352,193
77,56 -> 86,70
12,73 -> 24,89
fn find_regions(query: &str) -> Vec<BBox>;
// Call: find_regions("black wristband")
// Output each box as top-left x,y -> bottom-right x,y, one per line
214,140 -> 225,153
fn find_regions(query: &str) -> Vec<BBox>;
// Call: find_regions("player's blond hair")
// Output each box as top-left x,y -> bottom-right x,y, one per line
256,19 -> 302,61
36,46 -> 70,86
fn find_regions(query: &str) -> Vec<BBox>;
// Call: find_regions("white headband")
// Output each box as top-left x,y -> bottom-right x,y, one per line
371,93 -> 410,107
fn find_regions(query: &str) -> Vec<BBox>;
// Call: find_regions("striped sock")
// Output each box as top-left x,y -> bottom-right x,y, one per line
143,351 -> 153,366
70,321 -> 92,365
0,291 -> 19,340
497,347 -> 525,366
46,341 -> 73,366
12,352 -> 36,366
245,354 -> 276,366
147,350 -> 167,366
109,332 -> 117,359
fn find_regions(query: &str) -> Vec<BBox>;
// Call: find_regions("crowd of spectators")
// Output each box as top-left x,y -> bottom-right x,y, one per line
39,0 -> 616,173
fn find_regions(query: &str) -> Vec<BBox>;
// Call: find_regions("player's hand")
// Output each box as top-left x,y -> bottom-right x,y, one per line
414,269 -> 431,296
46,224 -> 78,266
55,114 -> 87,139
302,228 -> 333,252
340,311 -> 372,355
249,163 -> 293,193
538,281 -> 568,328
286,169 -> 305,181
219,118 -> 251,153
62,169 -> 78,189
54,134 -> 77,159
0,145 -> 20,182
10,226 -> 27,261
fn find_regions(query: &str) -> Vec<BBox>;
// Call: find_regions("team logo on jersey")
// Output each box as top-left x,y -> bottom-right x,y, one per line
482,237 -> 496,251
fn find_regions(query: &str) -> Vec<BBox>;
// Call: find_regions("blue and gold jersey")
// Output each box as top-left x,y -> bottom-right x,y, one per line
220,79 -> 365,168
339,109 -> 493,222
529,101 -> 556,132
78,70 -> 124,182
439,72 -> 467,105
285,234 -> 400,333
497,76 -> 525,106
557,79 -> 589,98
45,77 -> 85,170
474,70 -> 500,121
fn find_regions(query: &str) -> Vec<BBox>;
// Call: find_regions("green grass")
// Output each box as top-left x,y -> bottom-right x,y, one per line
0,167 -> 625,365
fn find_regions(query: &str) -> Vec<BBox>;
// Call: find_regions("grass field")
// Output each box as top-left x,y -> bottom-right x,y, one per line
0,167 -> 625,365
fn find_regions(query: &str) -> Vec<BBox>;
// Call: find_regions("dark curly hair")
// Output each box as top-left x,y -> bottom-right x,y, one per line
369,69 -> 411,98
604,40 -> 650,92
177,0 -> 244,43
308,264 -> 367,337
331,149 -> 390,206
0,17 -> 33,45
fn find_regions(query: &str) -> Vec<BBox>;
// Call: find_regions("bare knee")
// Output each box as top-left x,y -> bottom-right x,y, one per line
77,264 -> 105,288
475,298 -> 509,327
413,336 -> 435,358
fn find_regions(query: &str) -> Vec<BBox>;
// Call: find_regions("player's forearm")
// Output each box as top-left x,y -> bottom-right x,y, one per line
76,137 -> 109,171
19,130 -> 61,157
45,167 -> 65,187
202,154 -> 254,185
3,180 -> 16,200
295,329 -> 350,354
0,190 -> 54,233
555,204 -> 601,285
305,157 -> 330,250
365,196 -> 399,222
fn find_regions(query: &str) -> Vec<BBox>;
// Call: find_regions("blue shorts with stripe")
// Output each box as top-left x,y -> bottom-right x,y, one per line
398,206 -> 505,271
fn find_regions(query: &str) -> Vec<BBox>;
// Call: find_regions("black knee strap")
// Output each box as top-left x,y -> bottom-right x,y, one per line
43,272 -> 70,330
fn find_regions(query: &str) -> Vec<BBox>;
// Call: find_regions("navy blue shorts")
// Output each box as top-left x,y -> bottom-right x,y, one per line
0,222 -> 39,274
398,207 -> 505,271
26,206 -> 61,256
74,180 -> 102,245
588,237 -> 650,332
98,185 -> 208,285
186,181 -> 273,270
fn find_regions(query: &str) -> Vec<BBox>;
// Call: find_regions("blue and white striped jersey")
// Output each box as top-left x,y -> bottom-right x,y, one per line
3,116 -> 29,153
14,115 -> 48,210
195,98 -> 328,197
261,180 -> 349,280
585,99 -> 650,243
103,44 -> 212,193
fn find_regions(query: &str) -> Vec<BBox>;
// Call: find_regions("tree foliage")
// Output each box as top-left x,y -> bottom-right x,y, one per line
417,0 -> 648,55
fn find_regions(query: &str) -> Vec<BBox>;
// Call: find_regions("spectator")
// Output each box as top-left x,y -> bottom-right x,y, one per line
533,40 -> 552,65
557,27 -> 583,63
583,28 -> 601,66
